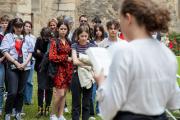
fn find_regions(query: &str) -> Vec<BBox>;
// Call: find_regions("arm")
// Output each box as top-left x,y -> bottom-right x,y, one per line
0,56 -> 5,63
20,53 -> 32,69
49,40 -> 68,63
72,49 -> 87,67
96,47 -> 131,120
167,81 -> 180,110
3,52 -> 21,68
32,39 -> 44,59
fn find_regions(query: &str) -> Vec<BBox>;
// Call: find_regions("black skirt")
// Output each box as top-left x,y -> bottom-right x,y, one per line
113,111 -> 168,120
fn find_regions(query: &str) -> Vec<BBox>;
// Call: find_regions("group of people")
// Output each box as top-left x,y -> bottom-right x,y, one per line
1,0 -> 180,120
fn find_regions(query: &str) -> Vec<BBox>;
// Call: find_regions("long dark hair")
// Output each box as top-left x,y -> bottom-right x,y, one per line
94,24 -> 105,41
55,20 -> 71,53
76,23 -> 93,41
57,20 -> 70,40
4,19 -> 13,35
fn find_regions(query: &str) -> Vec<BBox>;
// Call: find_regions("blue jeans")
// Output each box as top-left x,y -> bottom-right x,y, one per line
0,63 -> 5,110
90,83 -> 100,115
24,61 -> 35,104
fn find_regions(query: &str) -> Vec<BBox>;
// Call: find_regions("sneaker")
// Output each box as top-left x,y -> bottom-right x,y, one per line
5,114 -> 11,120
64,107 -> 69,113
58,115 -> 66,120
11,108 -> 16,117
89,116 -> 96,120
15,113 -> 21,120
3,92 -> 7,101
44,106 -> 50,116
50,114 -> 58,120
36,106 -> 43,118
21,112 -> 26,116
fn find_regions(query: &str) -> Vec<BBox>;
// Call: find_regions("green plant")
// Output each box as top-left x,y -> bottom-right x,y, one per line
168,32 -> 180,56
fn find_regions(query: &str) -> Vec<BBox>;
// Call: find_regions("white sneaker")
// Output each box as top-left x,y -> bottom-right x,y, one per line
50,114 -> 58,120
11,108 -> 16,117
89,116 -> 96,120
3,92 -> 7,101
64,107 -> 69,113
58,115 -> 66,120
21,112 -> 26,116
15,113 -> 21,120
5,114 -> 11,120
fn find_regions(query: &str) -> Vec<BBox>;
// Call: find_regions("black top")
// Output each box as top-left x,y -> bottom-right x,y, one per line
33,37 -> 49,71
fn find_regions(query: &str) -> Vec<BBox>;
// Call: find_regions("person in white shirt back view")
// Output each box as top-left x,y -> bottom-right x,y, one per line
94,0 -> 180,120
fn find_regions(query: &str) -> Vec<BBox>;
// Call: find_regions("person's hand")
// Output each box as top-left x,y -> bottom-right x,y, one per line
93,69 -> 106,86
14,61 -> 22,70
19,62 -> 27,70
37,49 -> 41,54
0,57 -> 4,63
68,57 -> 72,62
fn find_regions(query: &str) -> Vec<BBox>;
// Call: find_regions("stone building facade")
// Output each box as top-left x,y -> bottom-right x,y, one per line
0,0 -> 180,36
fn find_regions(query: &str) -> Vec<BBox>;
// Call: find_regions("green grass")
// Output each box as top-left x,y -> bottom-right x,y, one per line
21,57 -> 180,120
177,56 -> 180,74
21,73 -> 101,120
177,56 -> 180,85
2,57 -> 180,120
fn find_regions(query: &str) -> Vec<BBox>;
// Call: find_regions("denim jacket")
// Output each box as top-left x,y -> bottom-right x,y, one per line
0,33 -> 34,70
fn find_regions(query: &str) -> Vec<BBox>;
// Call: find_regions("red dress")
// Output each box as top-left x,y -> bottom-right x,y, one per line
49,39 -> 73,89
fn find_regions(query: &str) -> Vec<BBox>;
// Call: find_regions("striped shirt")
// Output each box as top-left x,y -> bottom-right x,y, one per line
71,42 -> 96,55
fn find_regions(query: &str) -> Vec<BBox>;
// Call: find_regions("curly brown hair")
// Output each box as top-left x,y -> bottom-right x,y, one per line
121,0 -> 171,33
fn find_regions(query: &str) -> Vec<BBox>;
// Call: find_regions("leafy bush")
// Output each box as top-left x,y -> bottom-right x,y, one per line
168,32 -> 180,56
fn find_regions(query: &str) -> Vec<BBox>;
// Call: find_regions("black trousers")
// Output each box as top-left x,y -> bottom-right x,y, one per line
71,72 -> 92,120
113,111 -> 168,120
5,68 -> 30,114
37,88 -> 53,108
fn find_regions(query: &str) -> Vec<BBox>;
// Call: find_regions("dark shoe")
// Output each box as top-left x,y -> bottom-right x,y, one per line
44,106 -> 50,116
36,107 -> 44,118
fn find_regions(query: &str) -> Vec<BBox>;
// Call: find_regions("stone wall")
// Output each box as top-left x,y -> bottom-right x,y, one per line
0,0 -> 32,20
32,0 -> 76,36
0,0 -> 180,36
0,0 -> 77,36
77,0 -> 119,26
77,0 -> 180,33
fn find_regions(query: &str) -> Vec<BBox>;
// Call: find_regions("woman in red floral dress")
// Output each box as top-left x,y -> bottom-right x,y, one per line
49,20 -> 73,120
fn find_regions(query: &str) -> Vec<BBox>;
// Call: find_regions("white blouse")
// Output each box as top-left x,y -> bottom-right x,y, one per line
97,38 -> 180,120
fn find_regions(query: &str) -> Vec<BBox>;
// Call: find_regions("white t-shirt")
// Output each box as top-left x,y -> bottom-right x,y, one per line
97,38 -> 180,120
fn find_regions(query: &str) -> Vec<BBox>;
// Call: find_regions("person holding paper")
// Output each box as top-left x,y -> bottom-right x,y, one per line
95,0 -> 180,120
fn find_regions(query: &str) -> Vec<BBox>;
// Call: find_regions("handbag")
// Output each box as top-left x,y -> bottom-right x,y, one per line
40,39 -> 59,79
48,60 -> 58,79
